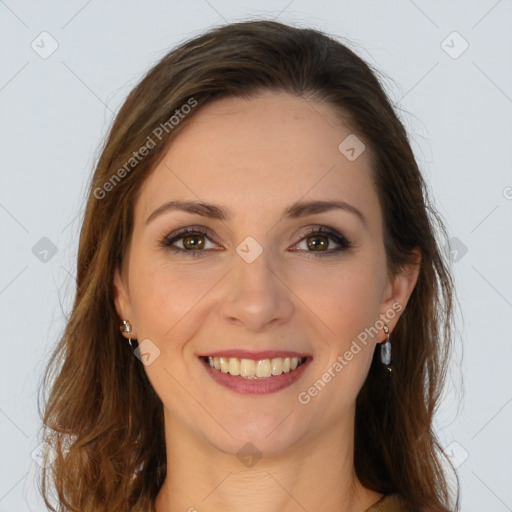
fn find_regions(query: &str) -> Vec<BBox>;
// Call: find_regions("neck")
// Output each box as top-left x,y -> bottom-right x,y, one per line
154,408 -> 383,512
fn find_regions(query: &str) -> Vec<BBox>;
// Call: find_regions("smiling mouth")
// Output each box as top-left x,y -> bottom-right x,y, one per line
202,356 -> 306,379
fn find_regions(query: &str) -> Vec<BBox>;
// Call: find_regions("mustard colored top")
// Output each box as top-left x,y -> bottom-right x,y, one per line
364,494 -> 408,512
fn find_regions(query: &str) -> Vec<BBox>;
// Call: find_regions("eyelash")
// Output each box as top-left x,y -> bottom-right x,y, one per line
160,226 -> 352,259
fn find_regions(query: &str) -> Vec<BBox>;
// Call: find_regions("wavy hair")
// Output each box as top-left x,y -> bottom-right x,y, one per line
38,19 -> 459,512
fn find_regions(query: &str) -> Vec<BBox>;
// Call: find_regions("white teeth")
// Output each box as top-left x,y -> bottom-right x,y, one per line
220,357 -> 229,373
206,356 -> 305,379
256,359 -> 271,378
240,359 -> 256,377
271,357 -> 283,375
228,357 -> 240,375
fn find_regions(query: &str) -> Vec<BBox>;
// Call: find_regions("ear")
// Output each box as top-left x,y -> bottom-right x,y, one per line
113,266 -> 135,339
378,247 -> 421,342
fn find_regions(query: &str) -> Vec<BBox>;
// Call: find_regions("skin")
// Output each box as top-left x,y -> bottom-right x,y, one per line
114,91 -> 420,512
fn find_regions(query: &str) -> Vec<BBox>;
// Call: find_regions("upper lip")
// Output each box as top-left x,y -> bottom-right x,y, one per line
198,350 -> 310,360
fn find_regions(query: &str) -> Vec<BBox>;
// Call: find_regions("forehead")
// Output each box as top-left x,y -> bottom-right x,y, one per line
135,91 -> 378,227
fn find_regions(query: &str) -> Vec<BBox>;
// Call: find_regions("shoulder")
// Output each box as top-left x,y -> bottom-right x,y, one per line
364,493 -> 409,512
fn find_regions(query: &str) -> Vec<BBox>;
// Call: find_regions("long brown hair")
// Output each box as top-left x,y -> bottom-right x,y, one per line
38,20 -> 459,511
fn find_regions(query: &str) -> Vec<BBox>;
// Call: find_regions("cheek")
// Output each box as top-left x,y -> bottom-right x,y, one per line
294,265 -> 381,415
126,259 -> 216,396
128,256 -> 223,341
291,257 -> 384,404
129,271 -> 169,336
291,259 -> 384,338
129,253 -> 385,341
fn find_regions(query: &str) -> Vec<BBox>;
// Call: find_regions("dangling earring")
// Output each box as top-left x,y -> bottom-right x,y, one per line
120,320 -> 134,348
381,325 -> 392,373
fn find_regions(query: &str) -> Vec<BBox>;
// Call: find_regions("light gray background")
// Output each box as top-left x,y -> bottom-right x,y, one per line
1,1 -> 511,511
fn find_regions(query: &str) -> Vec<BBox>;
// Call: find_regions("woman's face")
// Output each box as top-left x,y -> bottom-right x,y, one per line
114,91 -> 417,456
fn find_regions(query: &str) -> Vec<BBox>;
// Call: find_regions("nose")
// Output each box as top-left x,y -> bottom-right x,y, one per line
219,247 -> 295,332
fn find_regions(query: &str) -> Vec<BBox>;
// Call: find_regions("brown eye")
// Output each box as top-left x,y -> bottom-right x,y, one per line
161,227 -> 217,255
292,227 -> 352,257
306,235 -> 329,251
182,234 -> 205,250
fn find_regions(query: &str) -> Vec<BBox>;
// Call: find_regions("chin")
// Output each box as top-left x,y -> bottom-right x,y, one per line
203,411 -> 311,460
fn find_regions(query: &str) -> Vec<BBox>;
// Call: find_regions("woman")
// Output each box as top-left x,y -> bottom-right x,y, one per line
39,20 -> 458,512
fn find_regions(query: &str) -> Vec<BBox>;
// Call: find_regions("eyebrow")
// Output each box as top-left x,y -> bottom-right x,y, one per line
145,199 -> 367,228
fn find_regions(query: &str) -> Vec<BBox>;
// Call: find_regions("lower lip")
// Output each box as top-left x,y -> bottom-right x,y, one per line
200,357 -> 311,395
